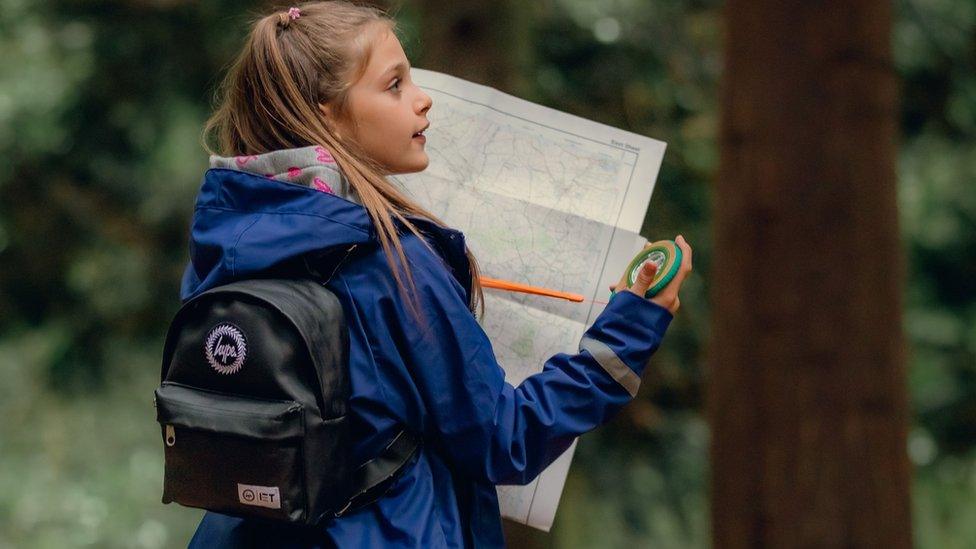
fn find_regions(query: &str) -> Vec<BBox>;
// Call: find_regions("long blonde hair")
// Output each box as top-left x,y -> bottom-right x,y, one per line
202,0 -> 484,318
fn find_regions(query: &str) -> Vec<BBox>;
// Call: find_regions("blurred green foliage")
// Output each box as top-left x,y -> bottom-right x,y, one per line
0,0 -> 972,547
895,1 -> 976,547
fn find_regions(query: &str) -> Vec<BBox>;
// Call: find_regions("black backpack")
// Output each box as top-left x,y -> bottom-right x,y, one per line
154,278 -> 420,525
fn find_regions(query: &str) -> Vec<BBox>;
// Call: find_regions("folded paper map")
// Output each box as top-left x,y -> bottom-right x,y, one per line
399,68 -> 667,531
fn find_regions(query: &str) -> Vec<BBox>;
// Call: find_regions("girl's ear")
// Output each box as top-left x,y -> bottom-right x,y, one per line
317,102 -> 341,137
317,102 -> 333,120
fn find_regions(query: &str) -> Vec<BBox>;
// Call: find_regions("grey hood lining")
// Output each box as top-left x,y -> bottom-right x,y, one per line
209,145 -> 361,205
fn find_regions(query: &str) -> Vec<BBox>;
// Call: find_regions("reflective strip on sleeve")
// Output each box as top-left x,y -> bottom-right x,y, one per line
578,336 -> 640,398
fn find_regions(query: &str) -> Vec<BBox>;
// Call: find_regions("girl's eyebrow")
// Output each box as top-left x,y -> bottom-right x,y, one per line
382,62 -> 409,76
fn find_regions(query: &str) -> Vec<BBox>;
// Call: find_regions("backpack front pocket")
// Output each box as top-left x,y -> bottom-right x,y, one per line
154,382 -> 308,522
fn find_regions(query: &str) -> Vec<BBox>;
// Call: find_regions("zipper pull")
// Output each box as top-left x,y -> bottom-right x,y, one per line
165,425 -> 176,447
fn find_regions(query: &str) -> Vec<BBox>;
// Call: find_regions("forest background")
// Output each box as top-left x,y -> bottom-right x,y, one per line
0,0 -> 973,547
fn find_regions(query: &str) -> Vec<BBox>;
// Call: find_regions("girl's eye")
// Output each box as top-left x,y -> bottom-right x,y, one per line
388,78 -> 401,92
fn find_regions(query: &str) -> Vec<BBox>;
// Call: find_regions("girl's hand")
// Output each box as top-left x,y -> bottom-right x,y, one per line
609,235 -> 693,314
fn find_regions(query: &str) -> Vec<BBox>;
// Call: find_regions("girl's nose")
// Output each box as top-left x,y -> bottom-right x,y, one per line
416,91 -> 432,114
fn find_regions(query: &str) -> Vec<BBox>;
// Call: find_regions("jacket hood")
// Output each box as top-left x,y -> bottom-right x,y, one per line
180,146 -> 376,300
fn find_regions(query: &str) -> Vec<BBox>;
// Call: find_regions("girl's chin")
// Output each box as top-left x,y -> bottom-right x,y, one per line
406,151 -> 430,172
387,154 -> 429,175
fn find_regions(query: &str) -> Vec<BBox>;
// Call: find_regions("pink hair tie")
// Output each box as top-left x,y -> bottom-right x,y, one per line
287,7 -> 301,20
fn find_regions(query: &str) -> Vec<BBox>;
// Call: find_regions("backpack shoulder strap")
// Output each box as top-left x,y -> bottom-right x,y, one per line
286,265 -> 425,515
334,429 -> 422,517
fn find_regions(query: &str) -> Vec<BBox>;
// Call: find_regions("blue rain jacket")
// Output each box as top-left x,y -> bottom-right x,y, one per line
180,166 -> 673,548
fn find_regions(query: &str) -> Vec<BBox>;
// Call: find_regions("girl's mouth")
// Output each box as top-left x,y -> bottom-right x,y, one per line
413,124 -> 429,143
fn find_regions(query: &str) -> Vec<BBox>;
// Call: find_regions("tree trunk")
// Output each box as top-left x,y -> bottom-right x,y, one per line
709,1 -> 911,548
416,0 -> 531,94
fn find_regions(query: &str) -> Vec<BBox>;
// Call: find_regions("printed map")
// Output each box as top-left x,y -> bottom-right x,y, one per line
398,68 -> 667,531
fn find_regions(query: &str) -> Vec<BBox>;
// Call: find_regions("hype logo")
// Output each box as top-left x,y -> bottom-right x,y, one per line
204,324 -> 247,375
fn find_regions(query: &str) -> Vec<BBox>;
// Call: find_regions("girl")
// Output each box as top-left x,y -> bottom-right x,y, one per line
183,1 -> 693,547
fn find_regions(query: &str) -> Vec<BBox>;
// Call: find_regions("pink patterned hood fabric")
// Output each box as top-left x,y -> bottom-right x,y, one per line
209,145 -> 360,204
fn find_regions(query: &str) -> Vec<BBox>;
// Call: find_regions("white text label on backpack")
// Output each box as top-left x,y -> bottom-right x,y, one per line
237,483 -> 281,509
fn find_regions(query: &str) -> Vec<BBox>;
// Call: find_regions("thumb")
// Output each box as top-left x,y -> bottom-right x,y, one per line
628,261 -> 658,297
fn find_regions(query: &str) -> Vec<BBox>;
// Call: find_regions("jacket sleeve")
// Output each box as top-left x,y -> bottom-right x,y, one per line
343,237 -> 673,486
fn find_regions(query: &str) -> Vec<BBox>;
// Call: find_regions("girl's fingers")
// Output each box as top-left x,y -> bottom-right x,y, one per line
650,236 -> 692,311
627,260 -> 658,297
678,235 -> 693,270
672,235 -> 694,285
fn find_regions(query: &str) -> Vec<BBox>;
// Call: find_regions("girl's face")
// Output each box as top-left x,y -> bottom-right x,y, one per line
324,26 -> 433,175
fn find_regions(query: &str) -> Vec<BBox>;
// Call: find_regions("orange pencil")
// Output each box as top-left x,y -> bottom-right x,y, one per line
479,276 -> 585,303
